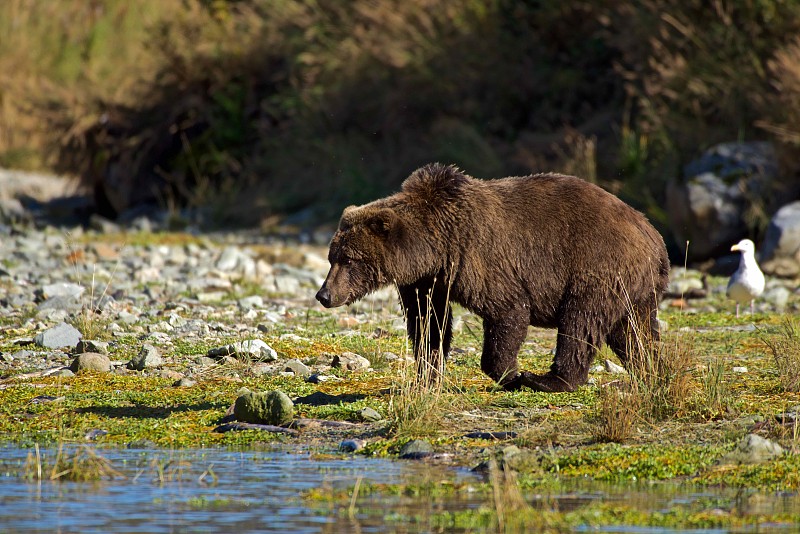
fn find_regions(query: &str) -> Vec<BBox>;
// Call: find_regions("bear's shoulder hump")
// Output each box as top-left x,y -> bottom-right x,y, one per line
401,163 -> 469,199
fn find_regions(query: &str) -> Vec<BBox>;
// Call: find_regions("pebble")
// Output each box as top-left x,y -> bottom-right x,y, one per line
718,434 -> 784,465
41,282 -> 85,300
284,359 -> 312,377
339,439 -> 366,452
84,429 -> 109,441
399,439 -> 434,460
358,407 -> 383,422
331,351 -> 371,371
604,359 -> 627,374
127,344 -> 163,370
208,339 -> 278,361
173,377 -> 197,387
307,374 -> 339,384
76,339 -> 109,354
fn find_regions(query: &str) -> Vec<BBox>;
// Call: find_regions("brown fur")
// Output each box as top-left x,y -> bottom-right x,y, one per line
316,163 -> 670,392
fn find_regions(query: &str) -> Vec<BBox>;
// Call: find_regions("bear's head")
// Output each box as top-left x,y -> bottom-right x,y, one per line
316,204 -> 400,308
316,163 -> 465,308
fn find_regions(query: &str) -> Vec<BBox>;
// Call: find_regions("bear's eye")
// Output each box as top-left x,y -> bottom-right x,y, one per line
342,258 -> 353,266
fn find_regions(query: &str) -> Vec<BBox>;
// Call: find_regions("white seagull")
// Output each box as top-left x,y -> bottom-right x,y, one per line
726,239 -> 765,318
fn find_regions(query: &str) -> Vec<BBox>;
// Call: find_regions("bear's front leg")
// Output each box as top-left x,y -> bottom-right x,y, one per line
398,279 -> 453,386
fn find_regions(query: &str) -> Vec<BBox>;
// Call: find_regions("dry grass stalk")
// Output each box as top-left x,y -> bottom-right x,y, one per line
699,356 -> 732,417
24,444 -> 124,482
761,318 -> 800,393
593,382 -> 640,443
598,282 -> 694,434
487,457 -> 528,532
388,279 -> 456,438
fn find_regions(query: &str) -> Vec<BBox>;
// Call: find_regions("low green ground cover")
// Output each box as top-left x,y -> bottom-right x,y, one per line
1,274 -> 799,530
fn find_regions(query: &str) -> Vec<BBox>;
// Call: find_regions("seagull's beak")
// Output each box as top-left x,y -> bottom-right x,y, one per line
731,244 -> 740,252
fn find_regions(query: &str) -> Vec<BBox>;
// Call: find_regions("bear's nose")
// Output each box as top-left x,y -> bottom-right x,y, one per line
316,287 -> 332,308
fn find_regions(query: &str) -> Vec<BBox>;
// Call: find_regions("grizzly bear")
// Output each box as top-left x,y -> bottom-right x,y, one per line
316,163 -> 670,392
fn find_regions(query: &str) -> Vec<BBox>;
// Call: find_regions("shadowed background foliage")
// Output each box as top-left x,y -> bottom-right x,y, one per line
2,0 -> 800,231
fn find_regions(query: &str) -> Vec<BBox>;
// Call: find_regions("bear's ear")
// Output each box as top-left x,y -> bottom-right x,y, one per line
339,205 -> 359,231
364,209 -> 397,238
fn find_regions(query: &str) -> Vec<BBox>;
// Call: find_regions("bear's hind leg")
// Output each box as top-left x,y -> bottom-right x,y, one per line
480,311 -> 529,389
516,316 -> 604,392
607,304 -> 661,371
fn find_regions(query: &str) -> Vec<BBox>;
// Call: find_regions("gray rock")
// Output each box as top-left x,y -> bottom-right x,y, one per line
762,285 -> 790,311
76,339 -> 110,355
284,358 -> 311,377
233,390 -> 294,426
33,322 -> 82,349
208,339 -> 278,361
173,377 -> 196,387
36,296 -> 82,312
272,275 -> 301,295
195,356 -> 217,367
36,309 -> 70,323
499,445 -> 540,472
238,295 -> 263,311
667,277 -> 704,296
216,246 -> 242,271
666,142 -> 785,261
399,439 -> 434,459
306,373 -> 338,384
339,439 -> 366,452
84,429 -> 109,441
10,349 -> 32,360
42,282 -> 85,300
719,434 -> 784,465
70,352 -> 112,373
381,351 -> 401,362
331,351 -> 371,371
88,214 -> 121,233
604,359 -> 626,374
116,310 -> 138,325
189,276 -> 232,292
358,407 -> 383,422
127,343 -> 163,370
776,407 -> 800,425
251,363 -> 275,376
760,201 -> 800,277
0,198 -> 29,224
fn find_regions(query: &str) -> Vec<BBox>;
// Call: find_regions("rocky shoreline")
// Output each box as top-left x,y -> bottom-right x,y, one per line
1,171 -> 799,460
3,205 -> 796,379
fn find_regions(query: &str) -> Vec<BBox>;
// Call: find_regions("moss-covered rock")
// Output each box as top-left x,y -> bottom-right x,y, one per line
233,390 -> 294,426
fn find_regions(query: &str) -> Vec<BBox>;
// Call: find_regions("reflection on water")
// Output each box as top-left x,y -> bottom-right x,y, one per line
0,445 -> 798,533
0,445 -> 480,533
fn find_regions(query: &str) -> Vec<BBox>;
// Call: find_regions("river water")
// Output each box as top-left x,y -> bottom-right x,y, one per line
0,445 -> 483,533
0,445 -> 798,533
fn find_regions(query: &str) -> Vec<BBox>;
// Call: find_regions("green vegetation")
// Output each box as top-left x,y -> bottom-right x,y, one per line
1,276 -> 800,528
3,1 -> 800,231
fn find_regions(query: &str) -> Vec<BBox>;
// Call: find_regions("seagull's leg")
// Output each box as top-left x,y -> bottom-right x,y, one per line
736,303 -> 740,318
750,299 -> 755,315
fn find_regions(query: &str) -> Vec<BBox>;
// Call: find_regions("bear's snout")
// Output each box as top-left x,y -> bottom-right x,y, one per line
316,286 -> 333,308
